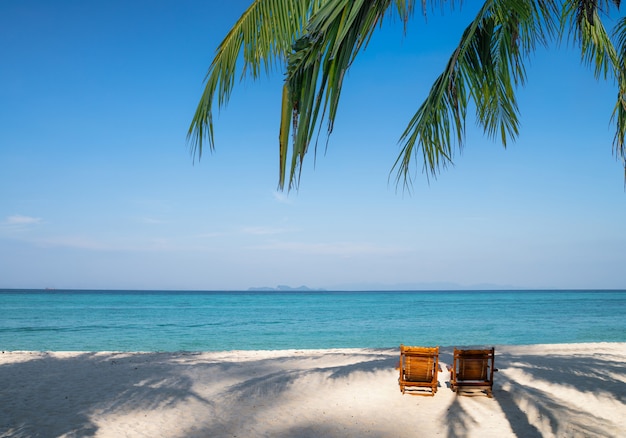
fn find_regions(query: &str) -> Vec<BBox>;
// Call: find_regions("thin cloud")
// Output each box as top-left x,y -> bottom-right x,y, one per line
241,226 -> 288,236
194,232 -> 224,238
272,191 -> 293,204
22,235 -> 194,252
4,215 -> 42,225
249,241 -> 409,257
138,217 -> 168,225
36,235 -> 113,251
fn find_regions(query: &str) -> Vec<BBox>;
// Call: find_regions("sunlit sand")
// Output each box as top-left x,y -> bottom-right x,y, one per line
1,343 -> 624,437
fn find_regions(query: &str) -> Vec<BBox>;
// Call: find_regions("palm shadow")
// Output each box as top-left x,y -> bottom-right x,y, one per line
0,349 -> 397,437
493,350 -> 626,436
0,352 -> 210,437
3,347 -> 623,437
441,346 -> 625,438
191,349 -> 398,436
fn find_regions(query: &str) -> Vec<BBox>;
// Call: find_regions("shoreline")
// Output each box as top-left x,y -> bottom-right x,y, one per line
1,343 -> 625,437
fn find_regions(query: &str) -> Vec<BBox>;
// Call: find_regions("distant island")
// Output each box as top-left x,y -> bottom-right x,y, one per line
248,282 -> 519,292
248,285 -> 326,292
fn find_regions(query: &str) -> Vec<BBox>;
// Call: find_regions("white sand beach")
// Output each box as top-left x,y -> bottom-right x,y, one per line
1,343 -> 624,437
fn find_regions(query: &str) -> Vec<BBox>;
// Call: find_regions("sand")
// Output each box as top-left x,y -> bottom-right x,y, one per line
1,343 -> 624,437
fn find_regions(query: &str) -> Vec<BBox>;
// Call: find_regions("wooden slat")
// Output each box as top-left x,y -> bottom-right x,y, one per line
450,347 -> 496,397
398,345 -> 439,396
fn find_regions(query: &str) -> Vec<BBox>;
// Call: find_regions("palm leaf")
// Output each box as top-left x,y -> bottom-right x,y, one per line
561,0 -> 620,79
611,16 -> 626,177
280,0 -> 419,189
192,0 -> 625,190
188,0 -> 327,160
562,0 -> 624,177
392,0 -> 559,190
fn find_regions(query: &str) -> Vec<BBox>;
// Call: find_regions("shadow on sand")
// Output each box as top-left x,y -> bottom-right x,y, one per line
1,352 -> 210,437
1,346 -> 624,437
440,346 -> 625,438
0,350 -> 396,437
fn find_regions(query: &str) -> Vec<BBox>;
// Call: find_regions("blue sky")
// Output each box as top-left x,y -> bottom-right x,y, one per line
1,1 -> 625,291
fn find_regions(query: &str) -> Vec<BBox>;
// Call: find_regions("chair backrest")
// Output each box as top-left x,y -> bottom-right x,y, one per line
453,347 -> 495,383
400,345 -> 439,382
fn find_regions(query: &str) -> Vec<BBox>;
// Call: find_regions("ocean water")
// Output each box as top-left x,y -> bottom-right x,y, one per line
1,290 -> 625,351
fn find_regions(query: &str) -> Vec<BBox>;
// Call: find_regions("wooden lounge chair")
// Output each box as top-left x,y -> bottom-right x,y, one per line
398,345 -> 439,396
449,347 -> 496,397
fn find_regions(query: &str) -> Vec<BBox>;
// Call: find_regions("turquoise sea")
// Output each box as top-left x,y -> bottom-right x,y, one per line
1,289 -> 625,351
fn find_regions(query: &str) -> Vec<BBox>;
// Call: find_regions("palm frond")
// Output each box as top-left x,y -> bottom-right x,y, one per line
561,0 -> 620,79
279,0 -> 419,189
193,0 -> 625,190
611,16 -> 626,177
392,0 -> 558,190
188,0 -> 326,160
562,1 -> 624,178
